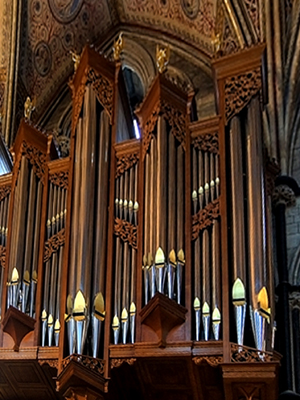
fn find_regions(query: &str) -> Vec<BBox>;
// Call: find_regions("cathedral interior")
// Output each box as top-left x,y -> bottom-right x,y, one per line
0,1 -> 299,399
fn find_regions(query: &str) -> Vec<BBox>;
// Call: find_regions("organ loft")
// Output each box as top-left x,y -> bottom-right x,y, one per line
0,1 -> 298,399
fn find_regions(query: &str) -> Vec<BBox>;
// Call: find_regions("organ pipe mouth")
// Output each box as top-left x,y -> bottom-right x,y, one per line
258,286 -> 271,321
112,315 -> 120,330
212,307 -> 221,324
94,292 -> 105,321
11,267 -> 19,285
232,278 -> 246,306
155,247 -> 165,267
202,302 -> 210,316
169,249 -> 176,265
193,297 -> 200,311
177,249 -> 185,263
73,290 -> 87,321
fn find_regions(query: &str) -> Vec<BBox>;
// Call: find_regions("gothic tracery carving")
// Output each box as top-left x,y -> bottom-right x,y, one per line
193,356 -> 223,367
44,228 -> 65,262
0,185 -> 11,202
192,199 -> 220,240
21,141 -> 46,184
111,358 -> 137,369
38,359 -> 59,369
61,354 -> 105,376
141,100 -> 160,160
230,343 -> 276,363
116,152 -> 139,178
224,67 -> 262,123
192,132 -> 219,154
72,67 -> 114,135
114,218 -> 137,249
49,170 -> 69,190
161,101 -> 186,150
0,245 -> 6,268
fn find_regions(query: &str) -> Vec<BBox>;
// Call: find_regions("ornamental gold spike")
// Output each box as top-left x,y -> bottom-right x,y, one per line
156,45 -> 170,74
70,50 -> 81,71
113,33 -> 124,61
24,96 -> 35,120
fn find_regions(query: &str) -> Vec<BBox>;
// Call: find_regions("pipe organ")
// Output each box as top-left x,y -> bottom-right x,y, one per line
0,45 -> 280,400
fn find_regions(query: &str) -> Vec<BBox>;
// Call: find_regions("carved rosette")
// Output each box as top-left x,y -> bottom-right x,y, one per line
110,358 -> 137,369
192,199 -> 220,240
49,170 -> 69,190
116,152 -> 139,178
72,67 -> 114,136
272,184 -> 296,208
21,141 -> 47,184
114,218 -> 137,249
44,228 -> 65,262
61,354 -> 105,376
0,245 -> 6,268
0,185 -> 11,202
193,356 -> 223,367
192,132 -> 219,154
141,100 -> 160,160
225,67 -> 262,123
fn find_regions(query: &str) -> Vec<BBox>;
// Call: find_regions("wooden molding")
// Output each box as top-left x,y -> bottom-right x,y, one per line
2,306 -> 36,351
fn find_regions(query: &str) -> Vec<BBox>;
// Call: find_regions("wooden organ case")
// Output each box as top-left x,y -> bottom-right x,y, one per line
0,45 -> 280,400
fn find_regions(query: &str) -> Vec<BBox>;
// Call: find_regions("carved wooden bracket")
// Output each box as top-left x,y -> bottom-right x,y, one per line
0,244 -> 6,268
193,355 -> 223,367
57,355 -> 107,400
140,292 -> 187,347
2,306 -> 36,351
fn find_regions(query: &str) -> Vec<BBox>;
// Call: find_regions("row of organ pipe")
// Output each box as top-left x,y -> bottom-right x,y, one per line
0,188 -> 10,317
112,159 -> 138,344
66,85 -> 110,358
191,134 -> 221,342
142,117 -> 185,306
7,156 -> 43,318
41,181 -> 67,347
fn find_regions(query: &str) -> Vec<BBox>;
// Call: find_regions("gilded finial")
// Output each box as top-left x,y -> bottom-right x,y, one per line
212,32 -> 222,55
70,50 -> 81,72
24,96 -> 35,120
113,33 -> 124,61
156,45 -> 170,74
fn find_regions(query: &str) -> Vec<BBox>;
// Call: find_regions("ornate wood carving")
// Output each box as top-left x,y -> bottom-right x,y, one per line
114,218 -> 137,249
49,170 -> 69,190
141,100 -> 160,160
38,359 -> 59,369
72,67 -> 114,135
0,245 -> 6,268
193,356 -> 223,367
225,67 -> 262,123
20,141 -> 46,184
244,0 -> 261,39
110,358 -> 137,369
0,185 -> 11,202
192,199 -> 220,240
87,68 -> 114,122
161,101 -> 186,150
61,354 -> 105,376
44,228 -> 65,263
230,343 -> 277,363
192,132 -> 219,154
115,152 -> 139,178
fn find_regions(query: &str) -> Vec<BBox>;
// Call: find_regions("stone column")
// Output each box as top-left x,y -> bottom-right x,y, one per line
273,183 -> 296,391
